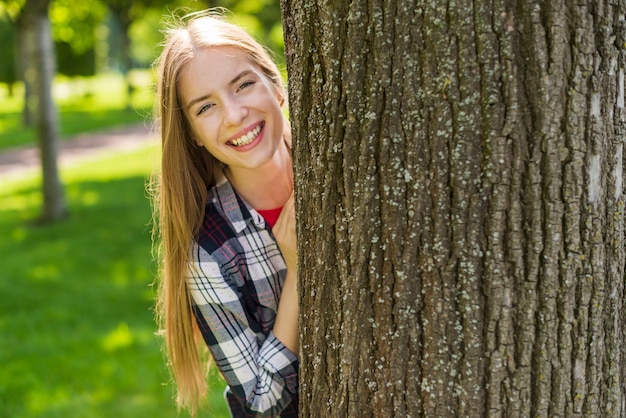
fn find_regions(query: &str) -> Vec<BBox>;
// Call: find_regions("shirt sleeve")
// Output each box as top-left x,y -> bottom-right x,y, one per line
187,244 -> 299,417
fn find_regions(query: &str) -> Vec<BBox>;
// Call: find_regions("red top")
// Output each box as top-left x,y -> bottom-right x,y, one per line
257,207 -> 283,228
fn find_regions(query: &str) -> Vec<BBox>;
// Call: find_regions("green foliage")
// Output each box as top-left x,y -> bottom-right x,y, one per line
0,0 -> 24,21
50,0 -> 107,77
0,146 -> 230,417
50,0 -> 107,54
128,8 -> 165,68
56,42 -> 96,77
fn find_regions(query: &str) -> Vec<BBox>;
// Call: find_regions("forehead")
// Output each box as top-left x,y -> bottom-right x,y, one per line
178,47 -> 255,102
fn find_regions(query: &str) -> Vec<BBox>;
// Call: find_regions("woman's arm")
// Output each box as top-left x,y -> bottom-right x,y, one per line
189,245 -> 299,416
273,270 -> 299,354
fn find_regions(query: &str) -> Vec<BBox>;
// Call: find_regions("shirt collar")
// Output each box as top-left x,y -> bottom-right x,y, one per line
212,177 -> 266,233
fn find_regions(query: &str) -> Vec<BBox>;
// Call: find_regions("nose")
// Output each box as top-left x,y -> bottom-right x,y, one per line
222,96 -> 248,127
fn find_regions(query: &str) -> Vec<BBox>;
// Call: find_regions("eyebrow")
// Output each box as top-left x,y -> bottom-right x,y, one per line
186,70 -> 253,112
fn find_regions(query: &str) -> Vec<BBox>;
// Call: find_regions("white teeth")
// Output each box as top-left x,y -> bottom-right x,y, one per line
231,125 -> 262,146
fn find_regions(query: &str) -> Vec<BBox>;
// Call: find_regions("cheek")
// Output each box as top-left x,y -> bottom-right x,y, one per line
189,114 -> 218,139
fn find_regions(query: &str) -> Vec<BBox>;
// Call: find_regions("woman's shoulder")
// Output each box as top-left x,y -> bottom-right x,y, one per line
198,178 -> 248,251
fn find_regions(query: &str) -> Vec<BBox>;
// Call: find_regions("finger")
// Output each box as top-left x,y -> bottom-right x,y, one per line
283,192 -> 295,212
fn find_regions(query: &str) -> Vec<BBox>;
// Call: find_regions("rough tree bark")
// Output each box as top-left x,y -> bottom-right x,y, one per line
281,0 -> 626,416
20,0 -> 67,222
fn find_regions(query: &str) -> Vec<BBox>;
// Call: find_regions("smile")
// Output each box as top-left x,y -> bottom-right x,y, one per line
230,124 -> 263,147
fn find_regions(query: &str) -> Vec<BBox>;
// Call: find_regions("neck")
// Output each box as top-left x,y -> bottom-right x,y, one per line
225,142 -> 293,210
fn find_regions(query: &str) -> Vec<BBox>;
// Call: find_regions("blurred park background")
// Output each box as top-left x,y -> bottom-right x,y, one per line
0,1 -> 283,416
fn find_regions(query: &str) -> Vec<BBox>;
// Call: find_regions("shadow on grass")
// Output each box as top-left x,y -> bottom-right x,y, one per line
0,174 -> 228,418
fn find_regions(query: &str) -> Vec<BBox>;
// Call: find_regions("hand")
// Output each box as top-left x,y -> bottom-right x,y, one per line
272,192 -> 297,272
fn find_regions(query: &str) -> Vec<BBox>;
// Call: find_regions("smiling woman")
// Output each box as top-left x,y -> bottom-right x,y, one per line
151,10 -> 299,418
178,47 -> 287,187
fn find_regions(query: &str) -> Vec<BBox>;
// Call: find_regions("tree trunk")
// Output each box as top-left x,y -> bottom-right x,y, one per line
281,1 -> 626,416
107,9 -> 134,111
18,20 -> 35,127
21,0 -> 67,222
119,18 -> 133,110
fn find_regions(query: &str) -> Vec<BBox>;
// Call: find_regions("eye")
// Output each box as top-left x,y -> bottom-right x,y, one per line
196,103 -> 214,116
237,80 -> 255,92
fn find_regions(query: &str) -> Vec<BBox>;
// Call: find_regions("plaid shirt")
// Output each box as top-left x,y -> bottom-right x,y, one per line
187,178 -> 299,417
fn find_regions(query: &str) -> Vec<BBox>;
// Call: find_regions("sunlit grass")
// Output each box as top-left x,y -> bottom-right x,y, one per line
0,145 -> 229,418
0,71 -> 154,151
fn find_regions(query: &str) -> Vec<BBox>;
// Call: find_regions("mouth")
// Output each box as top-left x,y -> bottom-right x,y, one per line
229,123 -> 264,147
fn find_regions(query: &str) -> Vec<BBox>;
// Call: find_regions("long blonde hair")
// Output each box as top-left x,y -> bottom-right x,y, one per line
151,10 -> 287,415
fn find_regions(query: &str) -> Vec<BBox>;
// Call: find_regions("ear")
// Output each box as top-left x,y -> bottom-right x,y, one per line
191,137 -> 203,147
274,87 -> 286,107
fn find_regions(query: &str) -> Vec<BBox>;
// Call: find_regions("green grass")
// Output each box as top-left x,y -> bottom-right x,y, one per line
0,72 -> 154,151
0,145 -> 229,417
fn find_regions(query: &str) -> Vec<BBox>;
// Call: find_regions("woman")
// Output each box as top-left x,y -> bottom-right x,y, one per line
152,11 -> 299,417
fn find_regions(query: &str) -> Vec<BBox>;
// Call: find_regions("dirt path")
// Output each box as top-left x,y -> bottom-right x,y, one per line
0,123 -> 158,180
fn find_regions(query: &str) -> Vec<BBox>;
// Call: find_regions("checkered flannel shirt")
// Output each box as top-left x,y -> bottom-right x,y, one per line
187,178 -> 299,417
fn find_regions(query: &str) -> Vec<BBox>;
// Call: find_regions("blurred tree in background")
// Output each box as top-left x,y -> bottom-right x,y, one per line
18,0 -> 67,222
105,0 -> 171,108
0,16 -> 17,95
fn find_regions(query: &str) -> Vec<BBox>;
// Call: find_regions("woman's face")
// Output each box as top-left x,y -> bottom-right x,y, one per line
178,47 -> 285,173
